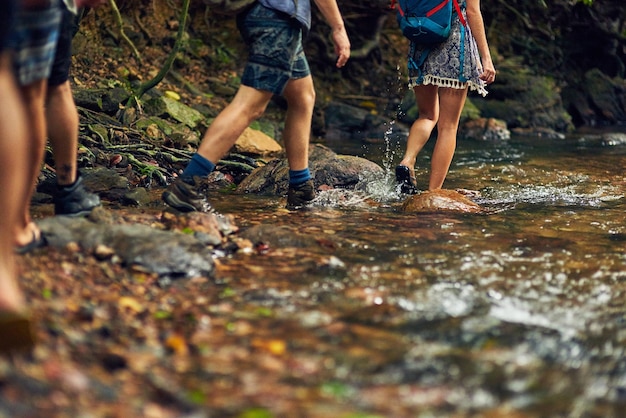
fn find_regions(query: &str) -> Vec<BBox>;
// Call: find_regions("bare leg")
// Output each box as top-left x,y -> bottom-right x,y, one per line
0,54 -> 28,312
281,76 -> 316,171
428,86 -> 467,190
197,85 -> 272,164
46,80 -> 78,186
15,79 -> 48,248
399,84 -> 439,178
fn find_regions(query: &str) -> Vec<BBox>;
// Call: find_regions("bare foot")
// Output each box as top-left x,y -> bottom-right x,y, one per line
0,266 -> 25,313
14,221 -> 43,249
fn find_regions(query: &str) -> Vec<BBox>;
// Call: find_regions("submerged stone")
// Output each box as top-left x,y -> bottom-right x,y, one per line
401,189 -> 483,214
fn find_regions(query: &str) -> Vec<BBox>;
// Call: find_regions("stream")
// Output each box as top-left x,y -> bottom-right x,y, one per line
195,128 -> 625,416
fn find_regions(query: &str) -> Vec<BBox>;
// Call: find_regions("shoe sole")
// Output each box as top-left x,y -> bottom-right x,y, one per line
286,197 -> 315,210
55,205 -> 100,217
162,191 -> 197,212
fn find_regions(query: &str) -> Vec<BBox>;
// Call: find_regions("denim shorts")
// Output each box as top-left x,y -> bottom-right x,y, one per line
236,2 -> 310,96
9,1 -> 62,85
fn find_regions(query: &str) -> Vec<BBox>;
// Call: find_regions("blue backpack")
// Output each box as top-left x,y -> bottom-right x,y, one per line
394,0 -> 465,45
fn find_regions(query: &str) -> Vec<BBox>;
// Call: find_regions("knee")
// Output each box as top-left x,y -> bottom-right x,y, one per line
302,86 -> 316,109
286,83 -> 316,110
416,112 -> 438,130
247,103 -> 268,121
230,99 -> 267,123
52,80 -> 71,95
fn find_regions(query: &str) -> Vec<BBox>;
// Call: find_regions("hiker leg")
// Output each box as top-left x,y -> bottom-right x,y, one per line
196,85 -> 272,164
11,2 -> 62,245
0,54 -> 28,311
428,86 -> 468,190
399,84 -> 439,170
46,81 -> 78,185
282,75 -> 316,171
15,80 -> 48,248
47,6 -> 78,186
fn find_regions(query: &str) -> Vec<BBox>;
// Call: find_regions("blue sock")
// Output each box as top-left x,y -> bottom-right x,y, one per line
289,168 -> 311,185
182,153 -> 216,182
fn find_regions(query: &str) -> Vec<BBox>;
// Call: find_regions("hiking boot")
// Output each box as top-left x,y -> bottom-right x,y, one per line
54,174 -> 101,216
286,179 -> 315,209
162,177 -> 213,213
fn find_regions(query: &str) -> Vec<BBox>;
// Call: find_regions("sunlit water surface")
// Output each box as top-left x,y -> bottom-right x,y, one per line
202,130 -> 625,416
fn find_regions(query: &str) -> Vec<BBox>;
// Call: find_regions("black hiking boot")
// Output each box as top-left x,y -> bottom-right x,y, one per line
395,165 -> 418,195
286,179 -> 315,210
162,177 -> 214,213
54,173 -> 101,216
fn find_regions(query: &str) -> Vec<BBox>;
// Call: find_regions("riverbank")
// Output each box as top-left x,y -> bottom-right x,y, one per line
9,133 -> 625,417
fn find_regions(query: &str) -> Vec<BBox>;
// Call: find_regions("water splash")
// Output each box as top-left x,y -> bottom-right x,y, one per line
312,188 -> 375,209
370,63 -> 411,202
358,170 -> 403,203
478,170 -> 623,208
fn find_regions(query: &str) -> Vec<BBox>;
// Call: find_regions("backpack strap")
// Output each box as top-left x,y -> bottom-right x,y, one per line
455,0 -> 468,81
408,42 -> 431,83
453,0 -> 466,26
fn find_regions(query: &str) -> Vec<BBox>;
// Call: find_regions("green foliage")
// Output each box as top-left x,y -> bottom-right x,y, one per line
237,409 -> 274,418
154,310 -> 172,319
320,381 -> 354,399
215,44 -> 238,64
186,389 -> 206,405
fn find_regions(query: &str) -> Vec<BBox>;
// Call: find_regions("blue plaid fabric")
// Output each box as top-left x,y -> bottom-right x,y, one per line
9,1 -> 63,85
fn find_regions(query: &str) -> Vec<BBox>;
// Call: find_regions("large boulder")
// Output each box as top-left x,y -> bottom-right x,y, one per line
323,101 -> 408,144
237,144 -> 383,195
472,61 -> 573,133
462,117 -> 511,142
563,69 -> 626,126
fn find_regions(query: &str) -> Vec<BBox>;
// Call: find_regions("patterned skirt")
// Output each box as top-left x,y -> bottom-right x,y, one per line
408,6 -> 487,97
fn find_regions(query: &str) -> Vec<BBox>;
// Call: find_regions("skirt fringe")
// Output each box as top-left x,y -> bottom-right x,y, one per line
408,75 -> 488,97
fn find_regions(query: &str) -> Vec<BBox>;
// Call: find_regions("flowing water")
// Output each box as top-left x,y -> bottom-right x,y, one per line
189,129 -> 624,416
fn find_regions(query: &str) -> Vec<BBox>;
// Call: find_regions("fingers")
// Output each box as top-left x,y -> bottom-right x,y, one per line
480,69 -> 496,84
336,49 -> 350,68
332,30 -> 350,68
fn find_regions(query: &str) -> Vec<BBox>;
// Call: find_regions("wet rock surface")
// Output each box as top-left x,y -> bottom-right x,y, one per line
401,189 -> 484,214
38,207 -> 237,279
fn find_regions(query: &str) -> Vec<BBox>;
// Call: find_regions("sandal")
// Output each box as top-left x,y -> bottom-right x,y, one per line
0,311 -> 35,354
395,165 -> 418,195
15,228 -> 47,255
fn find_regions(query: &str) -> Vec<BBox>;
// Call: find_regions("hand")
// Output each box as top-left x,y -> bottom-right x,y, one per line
480,61 -> 496,84
76,0 -> 108,8
332,27 -> 351,68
